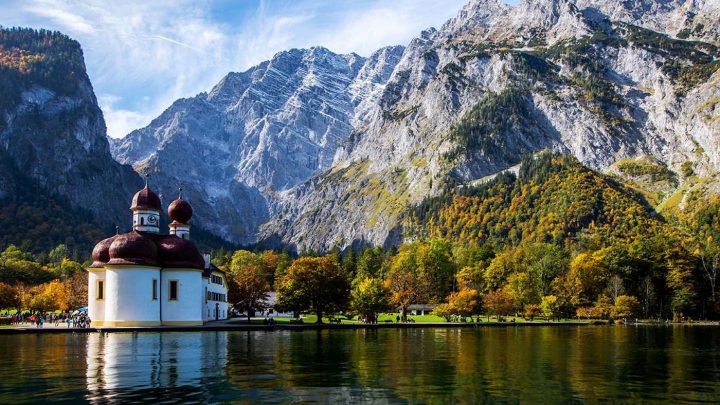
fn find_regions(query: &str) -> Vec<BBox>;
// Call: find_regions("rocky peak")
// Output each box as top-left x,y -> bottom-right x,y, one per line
439,0 -> 510,38
111,44 -> 407,243
575,0 -> 720,41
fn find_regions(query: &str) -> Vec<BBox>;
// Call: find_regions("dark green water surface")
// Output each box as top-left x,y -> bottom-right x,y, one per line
1,326 -> 719,403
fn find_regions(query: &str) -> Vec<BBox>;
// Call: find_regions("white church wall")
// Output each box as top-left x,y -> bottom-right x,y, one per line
104,266 -> 161,327
162,269 -> 203,325
88,269 -> 105,325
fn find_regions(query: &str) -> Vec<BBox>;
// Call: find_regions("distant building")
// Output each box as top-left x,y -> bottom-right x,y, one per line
87,184 -> 230,327
251,292 -> 295,319
407,304 -> 438,316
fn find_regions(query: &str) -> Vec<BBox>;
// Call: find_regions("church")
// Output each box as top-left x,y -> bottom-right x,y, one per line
87,183 -> 230,327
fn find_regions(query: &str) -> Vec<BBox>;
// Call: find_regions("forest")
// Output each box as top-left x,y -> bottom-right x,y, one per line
216,154 -> 720,322
2,153 -> 719,323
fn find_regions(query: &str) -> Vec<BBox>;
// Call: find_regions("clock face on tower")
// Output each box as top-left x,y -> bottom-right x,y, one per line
147,215 -> 158,225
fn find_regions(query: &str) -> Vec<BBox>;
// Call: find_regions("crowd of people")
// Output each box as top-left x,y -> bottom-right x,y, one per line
8,311 -> 92,328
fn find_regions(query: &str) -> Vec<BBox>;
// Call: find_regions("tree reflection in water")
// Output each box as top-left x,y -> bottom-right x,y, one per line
0,327 -> 718,403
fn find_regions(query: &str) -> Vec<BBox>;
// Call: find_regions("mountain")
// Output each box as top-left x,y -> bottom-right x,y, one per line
0,28 -> 143,250
111,46 -> 405,244
112,0 -> 720,252
409,152 -> 666,248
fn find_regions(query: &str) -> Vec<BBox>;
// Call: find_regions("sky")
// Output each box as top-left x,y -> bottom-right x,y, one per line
1,0 -> 516,138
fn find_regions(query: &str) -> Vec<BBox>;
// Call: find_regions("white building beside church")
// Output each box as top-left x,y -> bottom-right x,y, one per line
87,184 -> 230,327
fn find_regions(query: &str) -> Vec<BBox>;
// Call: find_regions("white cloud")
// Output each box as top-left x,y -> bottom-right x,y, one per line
1,0 -> 470,138
23,4 -> 96,33
97,94 -> 149,138
308,1 -> 467,55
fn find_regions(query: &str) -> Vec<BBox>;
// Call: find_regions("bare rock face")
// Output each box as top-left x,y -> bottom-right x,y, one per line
0,29 -> 142,228
112,46 -> 405,243
575,0 -> 720,42
114,0 -> 720,252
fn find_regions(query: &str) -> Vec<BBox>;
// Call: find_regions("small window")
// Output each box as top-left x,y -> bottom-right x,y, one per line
140,217 -> 145,225
97,280 -> 104,300
169,280 -> 178,301
205,287 -> 208,303
152,279 -> 158,300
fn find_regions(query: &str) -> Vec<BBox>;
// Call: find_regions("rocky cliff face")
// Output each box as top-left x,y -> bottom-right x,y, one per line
112,46 -> 405,243
0,28 -> 142,229
113,0 -> 720,252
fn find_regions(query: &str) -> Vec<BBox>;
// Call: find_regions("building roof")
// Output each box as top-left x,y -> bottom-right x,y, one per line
407,304 -> 439,311
91,184 -> 204,270
131,185 -> 161,211
168,195 -> 192,224
94,231 -> 204,269
202,263 -> 226,278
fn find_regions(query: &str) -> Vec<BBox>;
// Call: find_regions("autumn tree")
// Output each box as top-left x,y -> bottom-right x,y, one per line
524,304 -> 541,320
29,280 -> 67,312
568,251 -> 607,305
259,250 -> 282,285
540,295 -> 563,321
385,247 -> 430,321
612,295 -> 640,320
483,250 -> 514,293
63,271 -> 87,310
433,303 -> 453,321
593,295 -> 613,320
351,277 -> 390,323
447,288 -> 482,317
0,282 -> 20,312
667,264 -> 696,321
483,289 -> 513,320
59,258 -> 84,279
416,238 -> 455,301
275,256 -> 350,323
231,261 -> 270,323
503,272 -> 535,312
456,264 -> 484,291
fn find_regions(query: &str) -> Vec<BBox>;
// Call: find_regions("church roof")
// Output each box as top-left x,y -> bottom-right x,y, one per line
91,231 -> 205,269
168,193 -> 193,224
91,183 -> 205,270
131,185 -> 161,211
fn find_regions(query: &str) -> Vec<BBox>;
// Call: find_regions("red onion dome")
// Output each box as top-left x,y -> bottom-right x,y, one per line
131,185 -> 161,211
107,231 -> 159,266
157,235 -> 205,269
90,235 -> 118,268
168,198 -> 192,224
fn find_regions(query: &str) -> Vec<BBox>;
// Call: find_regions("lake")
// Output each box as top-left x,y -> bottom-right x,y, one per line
0,326 -> 719,403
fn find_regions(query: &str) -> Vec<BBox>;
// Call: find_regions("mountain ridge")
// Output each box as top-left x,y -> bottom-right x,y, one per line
111,0 -> 720,252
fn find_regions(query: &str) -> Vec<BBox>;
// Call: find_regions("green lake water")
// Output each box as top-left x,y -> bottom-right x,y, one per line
0,326 -> 719,403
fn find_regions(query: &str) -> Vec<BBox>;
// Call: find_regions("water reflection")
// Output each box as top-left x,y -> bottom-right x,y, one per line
85,332 -> 228,403
0,327 -> 719,403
